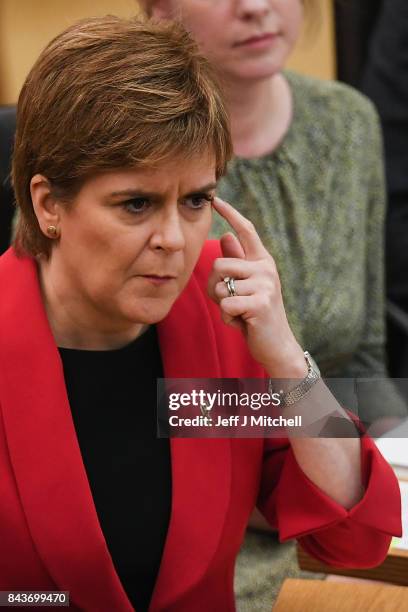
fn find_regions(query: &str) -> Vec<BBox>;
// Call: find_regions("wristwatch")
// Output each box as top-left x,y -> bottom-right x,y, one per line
270,351 -> 321,407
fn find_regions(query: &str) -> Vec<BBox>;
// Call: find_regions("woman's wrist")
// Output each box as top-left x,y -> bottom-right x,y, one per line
264,344 -> 308,380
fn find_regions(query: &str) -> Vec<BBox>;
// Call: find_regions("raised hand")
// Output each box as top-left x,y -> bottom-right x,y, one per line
207,198 -> 307,378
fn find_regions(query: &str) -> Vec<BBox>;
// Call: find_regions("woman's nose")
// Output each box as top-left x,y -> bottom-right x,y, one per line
150,209 -> 186,252
236,0 -> 271,21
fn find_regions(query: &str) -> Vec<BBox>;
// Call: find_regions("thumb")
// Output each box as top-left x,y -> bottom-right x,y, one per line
220,232 -> 245,259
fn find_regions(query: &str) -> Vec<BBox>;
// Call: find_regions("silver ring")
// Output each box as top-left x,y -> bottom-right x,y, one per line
223,276 -> 237,297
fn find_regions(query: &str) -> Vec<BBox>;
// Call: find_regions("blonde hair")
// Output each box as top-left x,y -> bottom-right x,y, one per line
13,16 -> 232,257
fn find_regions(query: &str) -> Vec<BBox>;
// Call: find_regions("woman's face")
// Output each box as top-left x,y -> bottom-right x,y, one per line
155,0 -> 303,81
44,155 -> 216,332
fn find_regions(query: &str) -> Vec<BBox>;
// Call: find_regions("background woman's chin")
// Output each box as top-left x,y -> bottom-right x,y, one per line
233,58 -> 284,81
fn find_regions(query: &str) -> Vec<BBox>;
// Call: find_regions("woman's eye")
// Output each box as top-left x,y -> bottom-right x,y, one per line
123,198 -> 150,214
184,194 -> 213,210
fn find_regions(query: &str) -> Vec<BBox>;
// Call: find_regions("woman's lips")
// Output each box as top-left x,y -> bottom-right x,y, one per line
235,33 -> 279,49
140,275 -> 176,286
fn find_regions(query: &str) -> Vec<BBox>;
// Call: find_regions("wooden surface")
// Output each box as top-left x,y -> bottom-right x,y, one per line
297,545 -> 408,587
273,578 -> 408,611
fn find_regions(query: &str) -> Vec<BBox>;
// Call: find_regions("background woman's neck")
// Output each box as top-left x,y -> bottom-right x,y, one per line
223,72 -> 293,160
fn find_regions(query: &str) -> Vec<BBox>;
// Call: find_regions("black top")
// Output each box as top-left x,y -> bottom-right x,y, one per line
58,325 -> 171,612
360,0 -> 408,311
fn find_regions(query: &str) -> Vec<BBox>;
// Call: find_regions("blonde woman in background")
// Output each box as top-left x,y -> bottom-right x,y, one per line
141,0 -> 407,606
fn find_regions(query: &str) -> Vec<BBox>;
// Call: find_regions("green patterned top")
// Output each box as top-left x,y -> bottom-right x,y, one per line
211,71 -> 407,419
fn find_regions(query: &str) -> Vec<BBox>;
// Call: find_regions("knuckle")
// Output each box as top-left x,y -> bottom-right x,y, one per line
268,280 -> 278,298
221,297 -> 237,315
264,265 -> 280,289
220,297 -> 229,310
240,219 -> 255,234
257,294 -> 271,312
214,282 -> 225,299
262,257 -> 276,274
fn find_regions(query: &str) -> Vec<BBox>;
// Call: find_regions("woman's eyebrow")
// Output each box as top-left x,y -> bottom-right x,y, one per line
109,183 -> 218,198
184,182 -> 218,194
109,189 -> 157,198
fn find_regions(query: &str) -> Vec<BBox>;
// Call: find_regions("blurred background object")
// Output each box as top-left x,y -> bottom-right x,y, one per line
334,0 -> 382,87
335,0 -> 408,377
0,0 -> 137,104
0,106 -> 15,253
361,0 -> 408,379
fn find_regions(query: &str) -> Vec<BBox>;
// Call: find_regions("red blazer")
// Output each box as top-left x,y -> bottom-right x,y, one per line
0,244 -> 402,612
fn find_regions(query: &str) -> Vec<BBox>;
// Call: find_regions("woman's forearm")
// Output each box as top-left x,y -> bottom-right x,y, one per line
289,432 -> 364,509
278,378 -> 364,509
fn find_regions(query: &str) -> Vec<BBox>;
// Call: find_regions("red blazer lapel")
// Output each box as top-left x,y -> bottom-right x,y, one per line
0,250 -> 133,611
152,272 -> 231,610
0,248 -> 232,611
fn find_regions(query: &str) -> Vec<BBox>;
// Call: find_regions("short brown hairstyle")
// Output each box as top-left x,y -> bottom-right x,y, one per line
13,16 -> 232,257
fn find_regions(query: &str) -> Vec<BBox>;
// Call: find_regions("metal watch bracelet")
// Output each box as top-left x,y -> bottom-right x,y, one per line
268,351 -> 321,408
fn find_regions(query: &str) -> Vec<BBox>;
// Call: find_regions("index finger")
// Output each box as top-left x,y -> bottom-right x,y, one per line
212,197 -> 268,260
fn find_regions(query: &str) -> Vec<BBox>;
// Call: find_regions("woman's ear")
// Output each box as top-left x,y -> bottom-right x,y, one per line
30,174 -> 61,239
